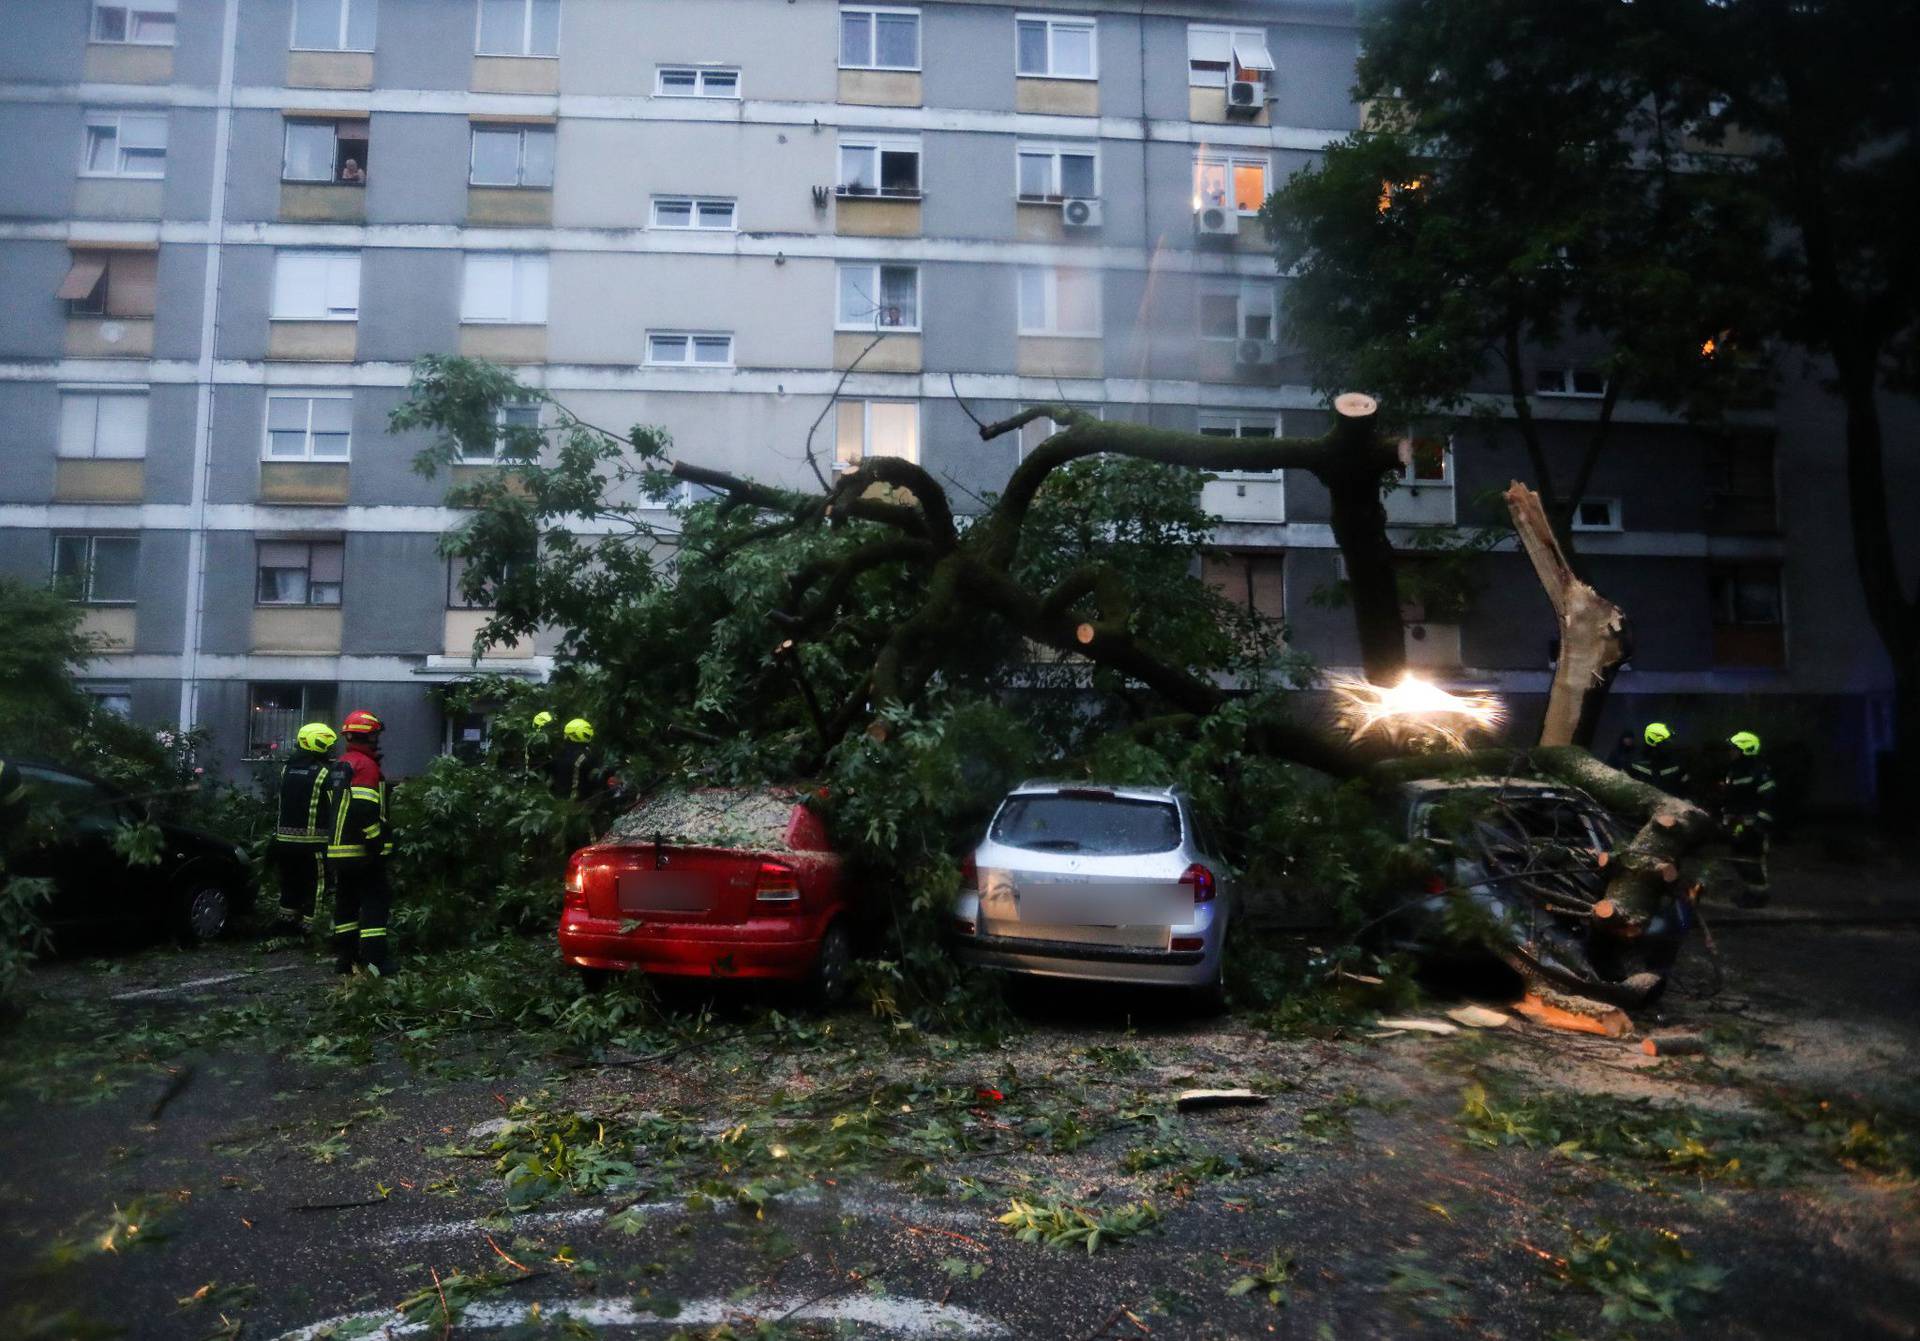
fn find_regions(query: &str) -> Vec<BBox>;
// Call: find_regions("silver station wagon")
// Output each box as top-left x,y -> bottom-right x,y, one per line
950,782 -> 1232,1007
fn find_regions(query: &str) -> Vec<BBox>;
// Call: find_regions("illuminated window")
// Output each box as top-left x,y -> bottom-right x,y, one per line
1194,152 -> 1268,214
835,400 -> 919,468
1017,267 -> 1101,336
836,263 -> 919,330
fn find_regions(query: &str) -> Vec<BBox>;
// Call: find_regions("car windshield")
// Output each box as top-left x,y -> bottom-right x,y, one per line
606,788 -> 803,851
990,793 -> 1182,856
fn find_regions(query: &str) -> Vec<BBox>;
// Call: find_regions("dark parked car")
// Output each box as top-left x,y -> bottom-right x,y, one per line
1379,777 -> 1693,1005
1,757 -> 253,944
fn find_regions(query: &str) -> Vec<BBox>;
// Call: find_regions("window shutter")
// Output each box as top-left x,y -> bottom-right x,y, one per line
96,395 -> 148,458
1189,29 -> 1232,63
463,256 -> 513,322
59,396 -> 99,457
322,255 -> 359,316
1231,34 -> 1276,73
105,251 -> 158,318
309,543 -> 345,584
58,255 -> 108,302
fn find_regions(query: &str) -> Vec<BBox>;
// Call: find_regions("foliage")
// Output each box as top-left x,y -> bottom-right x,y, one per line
996,1196 -> 1161,1255
0,876 -> 52,1009
1553,1225 -> 1725,1328
1228,1248 -> 1296,1307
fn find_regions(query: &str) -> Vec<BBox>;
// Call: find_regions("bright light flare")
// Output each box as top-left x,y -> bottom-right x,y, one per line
1333,672 -> 1504,750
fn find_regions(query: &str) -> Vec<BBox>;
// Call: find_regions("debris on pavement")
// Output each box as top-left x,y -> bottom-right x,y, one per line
1175,1088 -> 1267,1111
1640,1032 -> 1709,1057
1510,992 -> 1631,1038
1445,1005 -> 1510,1029
1377,1017 -> 1460,1036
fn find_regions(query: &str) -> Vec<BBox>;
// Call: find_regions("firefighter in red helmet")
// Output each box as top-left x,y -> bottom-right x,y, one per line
325,709 -> 395,973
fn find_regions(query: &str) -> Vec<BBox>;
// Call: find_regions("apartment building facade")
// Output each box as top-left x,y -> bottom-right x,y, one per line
0,0 -> 1904,807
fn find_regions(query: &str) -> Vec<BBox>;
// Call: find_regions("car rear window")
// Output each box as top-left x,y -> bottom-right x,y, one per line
606,787 -> 813,852
989,793 -> 1182,856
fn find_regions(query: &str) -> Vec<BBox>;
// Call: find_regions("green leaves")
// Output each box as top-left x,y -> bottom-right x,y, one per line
996,1197 -> 1161,1255
1555,1226 -> 1725,1327
1228,1248 -> 1295,1307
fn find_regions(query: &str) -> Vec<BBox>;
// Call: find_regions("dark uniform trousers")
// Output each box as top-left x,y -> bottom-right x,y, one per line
275,845 -> 328,927
327,763 -> 393,972
1721,760 -> 1777,902
273,754 -> 335,928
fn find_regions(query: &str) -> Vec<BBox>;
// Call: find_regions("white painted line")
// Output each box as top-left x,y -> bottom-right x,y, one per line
368,1206 -> 606,1247
111,965 -> 298,1001
273,1291 -> 1009,1340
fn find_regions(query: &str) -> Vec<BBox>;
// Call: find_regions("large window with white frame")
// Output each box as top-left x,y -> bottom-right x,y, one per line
837,136 -> 921,197
1016,141 -> 1098,201
469,124 -> 554,187
264,393 -> 352,461
1198,280 -> 1277,341
292,0 -> 375,51
1200,410 -> 1283,477
651,196 -> 736,230
840,6 -> 919,70
282,117 -> 369,183
460,253 -> 549,324
1193,151 -> 1269,215
475,0 -> 558,56
82,111 -> 168,178
1187,23 -> 1275,87
646,331 -> 734,367
1016,13 -> 1096,79
1393,434 -> 1453,486
256,540 -> 343,607
272,251 -> 360,321
52,535 -> 138,605
458,402 -> 540,465
249,683 -> 338,759
836,263 -> 919,331
92,1 -> 175,45
1536,366 -> 1609,398
58,390 -> 148,460
655,66 -> 740,97
1017,266 -> 1101,337
835,400 -> 920,469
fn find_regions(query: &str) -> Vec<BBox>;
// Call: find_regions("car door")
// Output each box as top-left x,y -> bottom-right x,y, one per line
13,765 -> 144,932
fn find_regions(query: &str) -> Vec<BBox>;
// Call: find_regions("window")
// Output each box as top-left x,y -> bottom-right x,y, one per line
651,196 -> 736,230
1571,497 -> 1622,532
840,6 -> 919,70
283,118 -> 369,183
1203,551 -> 1286,620
82,112 -> 168,178
292,0 -> 375,51
272,251 -> 361,320
1016,142 -> 1097,200
836,263 -> 919,330
1187,24 -> 1275,88
1710,563 -> 1785,667
1394,435 -> 1452,486
1198,280 -> 1276,341
59,390 -> 148,459
838,137 -> 921,197
1199,411 -> 1281,477
53,535 -> 138,604
249,683 -> 336,759
646,332 -> 734,367
655,66 -> 740,97
59,249 -> 157,317
1194,152 -> 1268,214
1016,14 -> 1096,79
1706,434 -> 1777,533
460,253 -> 548,324
1018,405 -> 1101,458
835,399 -> 919,469
469,124 -> 554,187
257,540 -> 344,607
83,683 -> 134,719
476,0 -> 558,56
92,1 -> 175,45
447,555 -> 527,609
1017,266 -> 1101,336
1536,366 -> 1608,397
265,394 -> 352,460
457,402 -> 540,465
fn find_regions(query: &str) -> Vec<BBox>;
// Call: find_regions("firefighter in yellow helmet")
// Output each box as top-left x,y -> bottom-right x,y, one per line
523,709 -> 557,774
270,722 -> 337,934
1623,721 -> 1690,798
549,718 -> 605,802
1717,730 -> 1775,906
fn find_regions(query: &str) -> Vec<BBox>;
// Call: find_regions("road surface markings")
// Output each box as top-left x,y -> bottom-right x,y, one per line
273,1291 -> 1009,1339
111,965 -> 299,1001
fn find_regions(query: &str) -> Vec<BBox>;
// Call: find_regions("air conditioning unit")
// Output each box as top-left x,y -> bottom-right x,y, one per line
1236,338 -> 1279,366
1228,79 -> 1264,114
1194,204 -> 1240,237
1060,197 -> 1102,228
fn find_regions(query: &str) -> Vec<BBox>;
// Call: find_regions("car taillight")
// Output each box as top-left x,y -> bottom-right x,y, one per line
1181,862 -> 1216,904
563,851 -> 587,909
755,859 -> 801,903
1171,935 -> 1205,951
952,916 -> 977,936
959,854 -> 978,892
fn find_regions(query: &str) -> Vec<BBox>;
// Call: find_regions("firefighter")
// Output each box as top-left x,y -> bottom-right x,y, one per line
549,717 -> 608,802
1718,730 -> 1776,906
523,709 -> 557,774
1624,722 -> 1690,798
270,722 -> 337,935
325,709 -> 395,973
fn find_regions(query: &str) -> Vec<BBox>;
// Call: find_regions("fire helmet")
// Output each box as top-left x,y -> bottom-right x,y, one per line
295,722 -> 338,754
342,709 -> 385,737
1729,730 -> 1761,756
563,718 -> 594,743
1643,722 -> 1672,746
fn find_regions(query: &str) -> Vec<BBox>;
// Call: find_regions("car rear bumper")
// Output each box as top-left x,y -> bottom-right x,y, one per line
952,931 -> 1216,987
559,909 -> 828,982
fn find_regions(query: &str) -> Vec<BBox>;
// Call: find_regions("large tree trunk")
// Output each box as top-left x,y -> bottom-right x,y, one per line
1505,482 -> 1631,749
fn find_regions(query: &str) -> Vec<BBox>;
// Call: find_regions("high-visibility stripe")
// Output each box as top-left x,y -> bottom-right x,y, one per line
305,767 -> 329,837
327,844 -> 367,858
275,832 -> 326,844
359,927 -> 387,938
1756,810 -> 1774,822
350,786 -> 382,802
1757,779 -> 1776,792
363,823 -> 382,839
333,921 -> 359,933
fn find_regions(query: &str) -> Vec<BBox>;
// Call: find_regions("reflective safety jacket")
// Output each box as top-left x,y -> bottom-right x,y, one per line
548,742 -> 604,802
1625,742 -> 1689,796
1719,757 -> 1777,832
326,743 -> 391,864
274,754 -> 334,846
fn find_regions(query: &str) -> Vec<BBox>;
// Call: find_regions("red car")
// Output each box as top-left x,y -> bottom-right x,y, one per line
558,786 -> 853,1002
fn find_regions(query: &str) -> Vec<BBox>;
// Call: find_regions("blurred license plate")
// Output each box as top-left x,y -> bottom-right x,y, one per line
617,873 -> 711,915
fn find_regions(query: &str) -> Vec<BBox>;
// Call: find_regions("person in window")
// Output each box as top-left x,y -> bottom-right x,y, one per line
339,158 -> 365,184
270,722 -> 337,939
